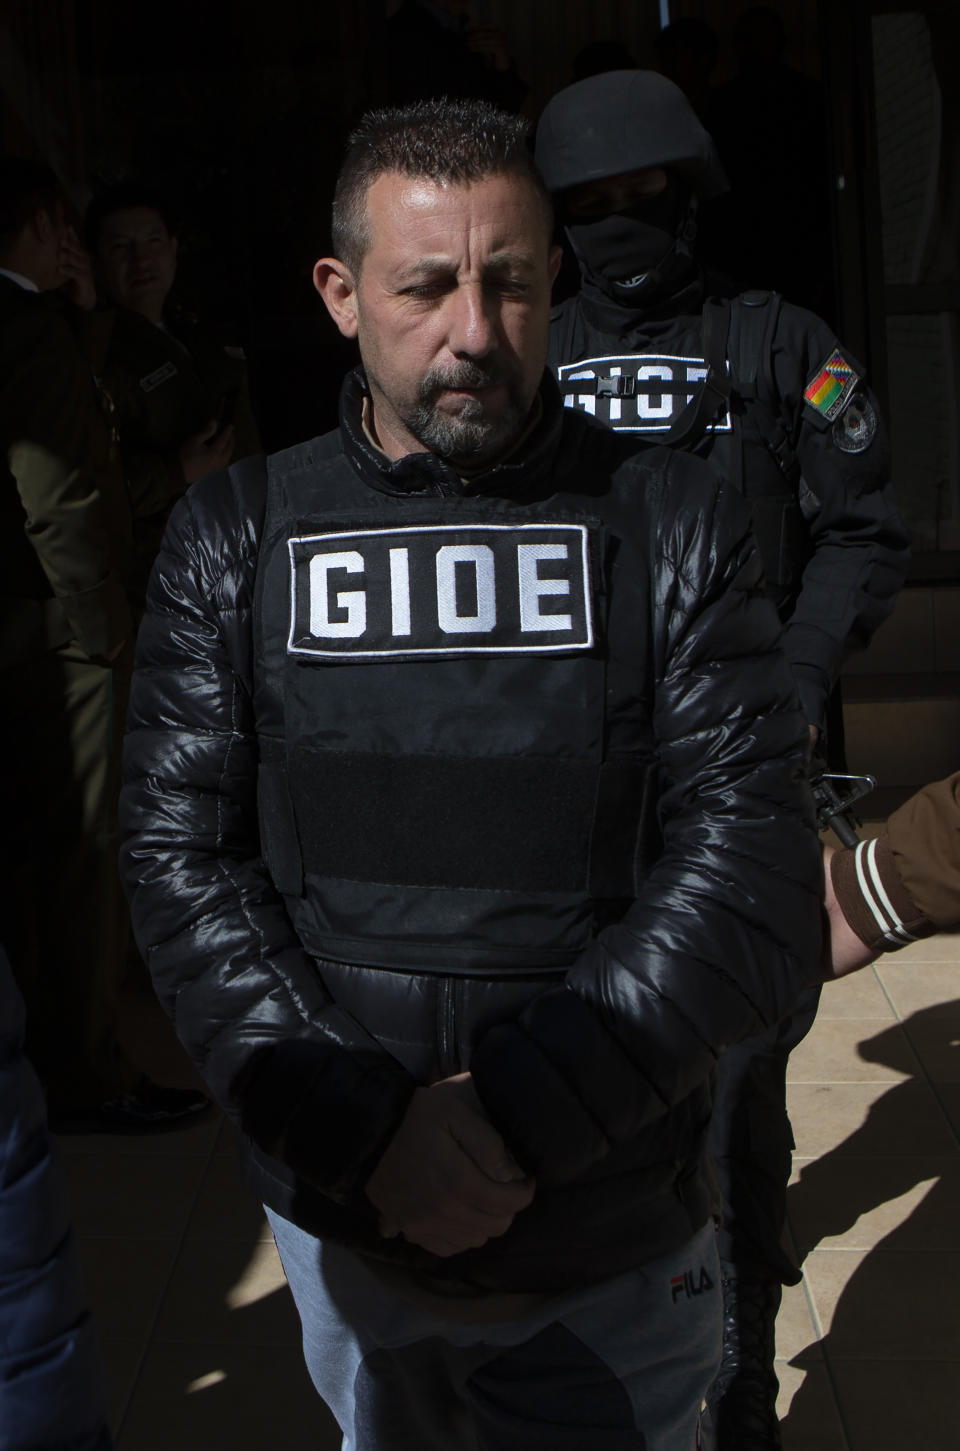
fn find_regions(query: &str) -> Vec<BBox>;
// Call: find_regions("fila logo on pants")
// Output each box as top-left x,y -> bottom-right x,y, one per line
287,523 -> 594,659
670,1266 -> 715,1304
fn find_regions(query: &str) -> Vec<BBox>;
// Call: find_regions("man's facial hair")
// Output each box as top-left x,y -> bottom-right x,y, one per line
406,359 -> 526,467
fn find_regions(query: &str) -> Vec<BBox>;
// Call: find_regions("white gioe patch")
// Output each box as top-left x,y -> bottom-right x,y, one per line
557,352 -> 730,434
436,544 -> 497,633
309,551 -> 366,637
388,547 -> 412,636
287,523 -> 594,659
518,543 -> 573,631
636,363 -> 675,420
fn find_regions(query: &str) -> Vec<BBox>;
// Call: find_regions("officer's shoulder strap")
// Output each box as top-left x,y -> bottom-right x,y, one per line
728,290 -> 783,401
662,295 -> 732,448
728,291 -> 803,486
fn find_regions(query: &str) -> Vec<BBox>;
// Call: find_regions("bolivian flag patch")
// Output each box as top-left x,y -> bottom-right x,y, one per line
804,349 -> 860,422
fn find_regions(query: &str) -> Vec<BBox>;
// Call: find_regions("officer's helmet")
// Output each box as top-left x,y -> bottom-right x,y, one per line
535,70 -> 727,200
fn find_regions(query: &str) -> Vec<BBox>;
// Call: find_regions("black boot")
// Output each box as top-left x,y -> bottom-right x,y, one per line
702,1259 -> 783,1450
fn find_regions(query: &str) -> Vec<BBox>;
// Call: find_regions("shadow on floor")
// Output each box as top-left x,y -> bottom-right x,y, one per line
782,1001 -> 960,1446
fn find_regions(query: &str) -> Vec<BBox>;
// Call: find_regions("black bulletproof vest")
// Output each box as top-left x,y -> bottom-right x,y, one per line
252,437 -> 657,976
550,291 -> 809,614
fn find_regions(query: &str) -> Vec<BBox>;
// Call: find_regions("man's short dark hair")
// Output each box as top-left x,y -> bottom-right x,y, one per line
332,98 -> 552,273
84,182 -> 178,253
0,158 -> 65,250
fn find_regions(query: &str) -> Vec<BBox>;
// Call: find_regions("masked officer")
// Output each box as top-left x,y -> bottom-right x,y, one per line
120,98 -> 821,1448
536,70 -> 909,1450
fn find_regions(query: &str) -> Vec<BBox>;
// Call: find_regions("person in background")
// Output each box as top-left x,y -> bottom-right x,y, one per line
119,98 -> 820,1448
0,158 -> 206,1132
535,71 -> 909,1451
85,183 -> 261,608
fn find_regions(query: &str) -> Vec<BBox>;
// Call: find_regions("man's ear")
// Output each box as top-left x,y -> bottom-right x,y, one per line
314,257 -> 359,340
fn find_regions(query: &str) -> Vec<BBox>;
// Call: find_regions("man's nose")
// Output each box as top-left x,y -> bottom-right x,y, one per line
448,284 -> 497,358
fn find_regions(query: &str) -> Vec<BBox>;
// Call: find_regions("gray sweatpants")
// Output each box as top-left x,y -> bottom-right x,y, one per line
268,1210 -> 720,1450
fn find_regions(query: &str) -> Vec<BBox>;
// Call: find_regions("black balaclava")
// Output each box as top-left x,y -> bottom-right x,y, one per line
535,71 -> 728,313
563,173 -> 698,308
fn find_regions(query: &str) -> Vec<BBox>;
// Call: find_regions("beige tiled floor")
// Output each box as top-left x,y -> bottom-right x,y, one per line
55,926 -> 960,1449
778,935 -> 960,1450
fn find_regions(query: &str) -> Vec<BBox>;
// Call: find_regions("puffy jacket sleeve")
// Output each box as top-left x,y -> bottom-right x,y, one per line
470,452 -> 822,1183
119,464 -> 416,1200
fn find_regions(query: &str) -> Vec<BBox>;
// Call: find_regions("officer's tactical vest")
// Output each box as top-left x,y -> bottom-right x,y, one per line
553,291 -> 809,612
252,442 -> 656,976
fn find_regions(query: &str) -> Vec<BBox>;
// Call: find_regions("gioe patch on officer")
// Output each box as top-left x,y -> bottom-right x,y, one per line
558,353 -> 731,434
287,523 -> 594,659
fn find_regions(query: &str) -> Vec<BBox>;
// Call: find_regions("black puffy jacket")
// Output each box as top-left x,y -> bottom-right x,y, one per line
120,371 -> 821,1292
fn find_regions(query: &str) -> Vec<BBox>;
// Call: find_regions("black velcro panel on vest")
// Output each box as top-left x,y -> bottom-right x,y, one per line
290,749 -> 598,893
258,759 -> 304,897
588,756 -> 653,899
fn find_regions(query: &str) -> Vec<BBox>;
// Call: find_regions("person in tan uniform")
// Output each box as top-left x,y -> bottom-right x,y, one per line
0,158 -> 208,1131
823,774 -> 960,977
84,184 -> 261,607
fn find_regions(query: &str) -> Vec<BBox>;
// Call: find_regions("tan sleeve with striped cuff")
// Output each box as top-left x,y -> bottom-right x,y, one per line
886,772 -> 960,931
829,834 -> 936,954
